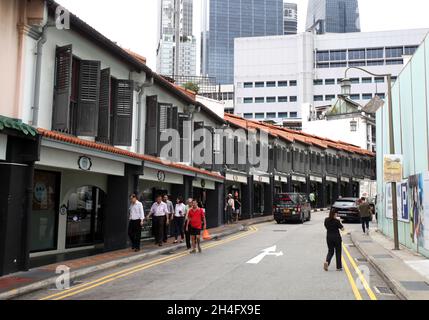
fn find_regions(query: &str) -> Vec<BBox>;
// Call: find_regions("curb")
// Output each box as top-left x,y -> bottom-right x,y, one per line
350,232 -> 409,300
0,218 -> 273,300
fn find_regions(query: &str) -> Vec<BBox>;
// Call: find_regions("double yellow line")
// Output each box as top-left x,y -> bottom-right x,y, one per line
40,225 -> 259,300
342,243 -> 377,301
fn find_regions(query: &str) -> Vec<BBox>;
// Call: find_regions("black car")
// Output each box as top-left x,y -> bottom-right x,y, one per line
330,198 -> 361,222
273,193 -> 311,224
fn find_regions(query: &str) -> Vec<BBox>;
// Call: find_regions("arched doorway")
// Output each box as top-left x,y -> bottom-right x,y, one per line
66,186 -> 106,248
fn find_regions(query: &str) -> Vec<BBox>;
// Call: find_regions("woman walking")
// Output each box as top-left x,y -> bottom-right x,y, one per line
324,211 -> 345,271
172,197 -> 186,244
186,200 -> 207,254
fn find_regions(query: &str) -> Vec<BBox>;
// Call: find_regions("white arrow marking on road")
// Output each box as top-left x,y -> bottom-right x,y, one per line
246,245 -> 284,264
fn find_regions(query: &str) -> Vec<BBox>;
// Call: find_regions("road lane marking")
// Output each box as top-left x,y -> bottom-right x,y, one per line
342,243 -> 377,301
342,256 -> 363,301
246,245 -> 284,264
40,225 -> 259,300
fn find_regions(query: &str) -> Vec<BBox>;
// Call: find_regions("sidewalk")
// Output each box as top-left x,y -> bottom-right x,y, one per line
0,215 -> 273,300
351,229 -> 429,300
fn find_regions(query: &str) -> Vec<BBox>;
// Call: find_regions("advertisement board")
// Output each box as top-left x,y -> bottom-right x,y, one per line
385,181 -> 409,222
383,155 -> 403,183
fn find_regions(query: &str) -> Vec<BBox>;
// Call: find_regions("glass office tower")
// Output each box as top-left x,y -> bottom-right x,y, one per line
306,0 -> 360,34
201,0 -> 283,84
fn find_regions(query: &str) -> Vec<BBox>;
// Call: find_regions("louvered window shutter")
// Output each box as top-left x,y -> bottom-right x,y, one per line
76,60 -> 100,136
52,45 -> 73,132
145,95 -> 159,156
158,104 -> 170,155
112,80 -> 134,146
96,68 -> 111,144
178,113 -> 189,162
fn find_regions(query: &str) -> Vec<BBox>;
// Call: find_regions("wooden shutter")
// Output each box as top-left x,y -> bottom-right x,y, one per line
158,104 -> 170,155
145,95 -> 159,155
178,113 -> 189,162
96,68 -> 111,143
76,60 -> 100,136
52,45 -> 72,132
112,80 -> 134,146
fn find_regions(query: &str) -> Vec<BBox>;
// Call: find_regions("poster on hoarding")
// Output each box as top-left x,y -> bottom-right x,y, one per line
386,182 -> 409,222
384,155 -> 403,183
407,173 -> 429,250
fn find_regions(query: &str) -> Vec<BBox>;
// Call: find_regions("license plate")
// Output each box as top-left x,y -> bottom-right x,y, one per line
338,213 -> 347,217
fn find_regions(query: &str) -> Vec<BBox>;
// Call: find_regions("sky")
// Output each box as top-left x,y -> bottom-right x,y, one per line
57,0 -> 429,71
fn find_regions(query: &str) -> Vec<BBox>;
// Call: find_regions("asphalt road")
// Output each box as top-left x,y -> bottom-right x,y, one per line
18,213 -> 397,300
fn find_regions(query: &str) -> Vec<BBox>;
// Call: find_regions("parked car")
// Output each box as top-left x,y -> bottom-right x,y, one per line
273,193 -> 311,224
330,197 -> 374,223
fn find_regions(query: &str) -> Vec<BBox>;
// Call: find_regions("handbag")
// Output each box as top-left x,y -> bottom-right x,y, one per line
202,229 -> 211,240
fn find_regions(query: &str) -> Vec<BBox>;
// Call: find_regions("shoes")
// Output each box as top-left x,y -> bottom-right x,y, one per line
198,244 -> 202,253
173,240 -> 178,244
159,243 -> 163,247
324,262 -> 329,271
190,249 -> 196,254
337,268 -> 343,272
366,230 -> 370,235
180,240 -> 184,243
134,248 -> 140,252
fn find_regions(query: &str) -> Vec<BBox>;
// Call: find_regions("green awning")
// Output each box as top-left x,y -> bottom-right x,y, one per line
0,115 -> 38,137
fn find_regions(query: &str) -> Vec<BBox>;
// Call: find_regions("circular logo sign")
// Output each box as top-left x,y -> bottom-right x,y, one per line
60,205 -> 67,216
157,171 -> 166,182
78,156 -> 92,171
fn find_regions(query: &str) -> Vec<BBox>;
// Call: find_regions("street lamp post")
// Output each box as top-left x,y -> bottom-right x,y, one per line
340,67 -> 400,251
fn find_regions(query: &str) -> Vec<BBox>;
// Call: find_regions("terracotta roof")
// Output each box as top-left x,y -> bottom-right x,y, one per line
122,48 -> 146,64
37,128 -> 224,180
224,114 -> 374,157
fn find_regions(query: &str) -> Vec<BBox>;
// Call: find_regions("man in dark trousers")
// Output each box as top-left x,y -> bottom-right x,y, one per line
358,197 -> 373,235
163,194 -> 174,243
128,194 -> 144,252
148,195 -> 170,246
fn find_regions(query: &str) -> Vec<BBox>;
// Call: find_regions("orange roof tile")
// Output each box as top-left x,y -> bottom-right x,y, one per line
37,128 -> 224,180
224,114 -> 374,157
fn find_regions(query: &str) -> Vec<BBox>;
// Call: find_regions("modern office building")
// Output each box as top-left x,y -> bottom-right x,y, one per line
234,29 -> 429,128
283,2 -> 298,35
156,0 -> 197,77
306,0 -> 360,34
201,0 -> 284,85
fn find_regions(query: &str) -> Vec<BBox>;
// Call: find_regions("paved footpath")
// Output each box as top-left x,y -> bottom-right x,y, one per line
351,227 -> 429,300
14,213 -> 397,300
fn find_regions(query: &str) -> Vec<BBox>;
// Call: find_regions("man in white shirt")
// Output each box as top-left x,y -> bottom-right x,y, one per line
148,195 -> 170,246
163,195 -> 175,242
128,194 -> 144,252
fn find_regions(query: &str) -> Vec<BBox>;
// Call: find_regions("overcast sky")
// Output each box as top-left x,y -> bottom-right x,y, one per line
57,0 -> 429,71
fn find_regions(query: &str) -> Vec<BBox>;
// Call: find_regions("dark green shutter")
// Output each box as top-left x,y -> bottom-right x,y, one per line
112,80 -> 134,146
96,68 -> 111,144
158,104 -> 171,155
52,45 -> 72,132
76,60 -> 100,136
145,95 -> 158,156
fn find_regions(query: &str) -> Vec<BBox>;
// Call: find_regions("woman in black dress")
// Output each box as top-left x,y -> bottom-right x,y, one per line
324,211 -> 345,271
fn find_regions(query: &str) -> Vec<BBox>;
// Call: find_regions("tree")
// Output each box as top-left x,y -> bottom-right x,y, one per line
183,82 -> 199,94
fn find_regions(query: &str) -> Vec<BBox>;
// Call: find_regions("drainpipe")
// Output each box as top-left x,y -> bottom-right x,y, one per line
32,24 -> 50,127
136,75 -> 154,154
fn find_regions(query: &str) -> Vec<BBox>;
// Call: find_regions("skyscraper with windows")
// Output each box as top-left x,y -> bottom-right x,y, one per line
156,0 -> 197,77
283,2 -> 298,35
306,0 -> 360,34
201,0 -> 284,85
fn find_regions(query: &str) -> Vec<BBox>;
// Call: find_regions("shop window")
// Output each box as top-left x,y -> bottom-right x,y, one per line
31,170 -> 60,252
66,186 -> 105,248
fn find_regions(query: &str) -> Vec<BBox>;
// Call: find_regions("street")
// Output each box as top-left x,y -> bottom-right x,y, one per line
18,213 -> 397,300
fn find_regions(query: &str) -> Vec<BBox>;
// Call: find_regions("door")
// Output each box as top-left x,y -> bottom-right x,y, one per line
65,186 -> 105,248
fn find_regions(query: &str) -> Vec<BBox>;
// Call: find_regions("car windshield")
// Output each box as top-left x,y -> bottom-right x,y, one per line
333,200 -> 357,207
275,194 -> 299,204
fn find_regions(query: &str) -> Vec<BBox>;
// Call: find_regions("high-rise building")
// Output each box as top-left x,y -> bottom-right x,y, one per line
156,0 -> 197,77
234,28 -> 427,134
201,0 -> 284,85
306,0 -> 360,34
283,2 -> 298,35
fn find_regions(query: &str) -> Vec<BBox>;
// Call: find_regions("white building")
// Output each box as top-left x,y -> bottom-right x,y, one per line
234,29 -> 429,126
